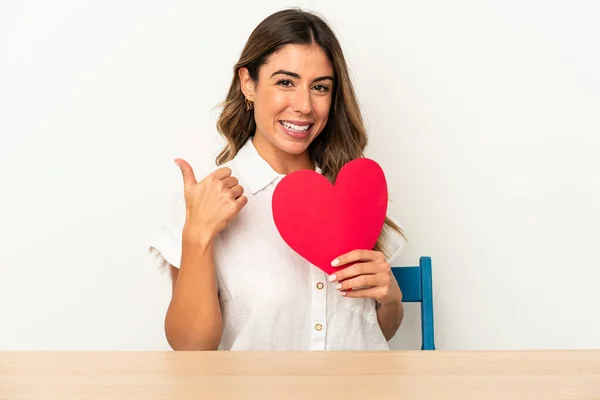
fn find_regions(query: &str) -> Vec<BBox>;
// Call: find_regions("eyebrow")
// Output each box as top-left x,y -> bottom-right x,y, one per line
270,69 -> 334,83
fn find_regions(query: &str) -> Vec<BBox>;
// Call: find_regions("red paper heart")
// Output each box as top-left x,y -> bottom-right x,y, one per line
272,158 -> 388,276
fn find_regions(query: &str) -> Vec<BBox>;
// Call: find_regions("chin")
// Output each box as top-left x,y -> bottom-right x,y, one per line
275,137 -> 311,155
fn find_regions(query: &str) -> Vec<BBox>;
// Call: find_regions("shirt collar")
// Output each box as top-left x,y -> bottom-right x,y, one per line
235,137 -> 322,195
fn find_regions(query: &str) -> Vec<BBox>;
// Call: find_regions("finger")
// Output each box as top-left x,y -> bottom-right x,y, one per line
331,249 -> 381,268
329,261 -> 379,283
174,158 -> 197,190
336,274 -> 379,292
235,195 -> 248,208
211,166 -> 232,180
229,184 -> 244,199
222,176 -> 239,189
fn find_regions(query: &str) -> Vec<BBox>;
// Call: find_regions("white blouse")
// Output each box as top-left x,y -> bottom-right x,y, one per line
148,137 -> 406,350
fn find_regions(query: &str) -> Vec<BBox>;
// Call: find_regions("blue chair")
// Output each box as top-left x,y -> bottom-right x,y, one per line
392,256 -> 435,350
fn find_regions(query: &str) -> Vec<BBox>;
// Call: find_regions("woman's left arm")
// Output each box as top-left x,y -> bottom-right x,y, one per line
376,298 -> 404,341
329,250 -> 404,341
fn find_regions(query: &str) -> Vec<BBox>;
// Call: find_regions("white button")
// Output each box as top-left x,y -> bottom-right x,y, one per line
316,282 -> 324,290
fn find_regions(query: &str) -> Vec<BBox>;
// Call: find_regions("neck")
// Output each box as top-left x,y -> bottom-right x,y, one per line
251,134 -> 315,174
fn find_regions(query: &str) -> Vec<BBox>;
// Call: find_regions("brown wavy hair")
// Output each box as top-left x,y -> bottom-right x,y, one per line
215,8 -> 406,258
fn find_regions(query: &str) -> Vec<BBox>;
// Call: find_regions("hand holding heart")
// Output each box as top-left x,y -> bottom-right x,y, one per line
272,157 -> 402,306
272,158 -> 390,276
329,249 -> 402,305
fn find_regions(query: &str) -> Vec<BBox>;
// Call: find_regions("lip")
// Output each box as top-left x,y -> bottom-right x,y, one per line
279,121 -> 313,139
280,120 -> 314,126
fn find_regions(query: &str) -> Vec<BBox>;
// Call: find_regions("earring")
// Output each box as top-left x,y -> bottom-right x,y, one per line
245,98 -> 254,111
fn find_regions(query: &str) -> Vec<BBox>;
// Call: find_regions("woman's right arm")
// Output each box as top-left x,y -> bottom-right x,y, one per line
164,159 -> 247,351
164,233 -> 221,350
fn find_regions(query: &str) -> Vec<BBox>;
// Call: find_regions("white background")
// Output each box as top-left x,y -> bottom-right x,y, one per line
1,0 -> 599,351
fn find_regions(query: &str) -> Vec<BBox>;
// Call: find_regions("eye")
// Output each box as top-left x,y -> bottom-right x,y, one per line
276,79 -> 294,87
313,84 -> 330,93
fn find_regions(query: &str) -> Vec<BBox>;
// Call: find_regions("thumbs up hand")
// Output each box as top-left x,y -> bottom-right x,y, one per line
175,159 -> 248,246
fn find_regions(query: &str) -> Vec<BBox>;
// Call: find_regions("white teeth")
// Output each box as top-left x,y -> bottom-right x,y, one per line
281,121 -> 310,132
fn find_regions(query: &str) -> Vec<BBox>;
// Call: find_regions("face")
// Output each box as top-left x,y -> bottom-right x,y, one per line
239,44 -> 334,158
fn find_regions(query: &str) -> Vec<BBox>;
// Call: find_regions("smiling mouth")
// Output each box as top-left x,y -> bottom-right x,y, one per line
279,120 -> 313,133
278,121 -> 315,139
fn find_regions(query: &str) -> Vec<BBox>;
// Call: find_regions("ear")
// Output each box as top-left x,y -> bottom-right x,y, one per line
238,67 -> 256,101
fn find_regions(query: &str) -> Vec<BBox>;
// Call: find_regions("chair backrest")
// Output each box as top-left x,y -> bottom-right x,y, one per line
391,256 -> 435,350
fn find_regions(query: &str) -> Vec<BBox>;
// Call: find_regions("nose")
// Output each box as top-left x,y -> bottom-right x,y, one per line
291,88 -> 312,115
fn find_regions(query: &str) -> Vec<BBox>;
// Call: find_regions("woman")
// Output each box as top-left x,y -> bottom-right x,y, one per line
149,8 -> 407,351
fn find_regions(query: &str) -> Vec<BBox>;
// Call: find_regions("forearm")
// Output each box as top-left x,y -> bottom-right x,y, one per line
376,299 -> 404,341
165,231 -> 222,350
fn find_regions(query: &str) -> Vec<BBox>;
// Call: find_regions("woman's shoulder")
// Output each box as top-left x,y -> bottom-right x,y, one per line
380,215 -> 407,265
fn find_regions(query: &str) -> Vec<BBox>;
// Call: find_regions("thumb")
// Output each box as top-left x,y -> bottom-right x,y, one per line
174,158 -> 197,190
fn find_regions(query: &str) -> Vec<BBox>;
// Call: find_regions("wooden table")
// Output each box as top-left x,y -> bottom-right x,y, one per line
1,350 -> 600,399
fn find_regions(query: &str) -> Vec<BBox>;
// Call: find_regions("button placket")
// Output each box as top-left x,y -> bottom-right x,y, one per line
309,263 -> 328,350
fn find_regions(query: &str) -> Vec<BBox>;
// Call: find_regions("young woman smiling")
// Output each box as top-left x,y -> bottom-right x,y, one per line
149,8 -> 407,351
